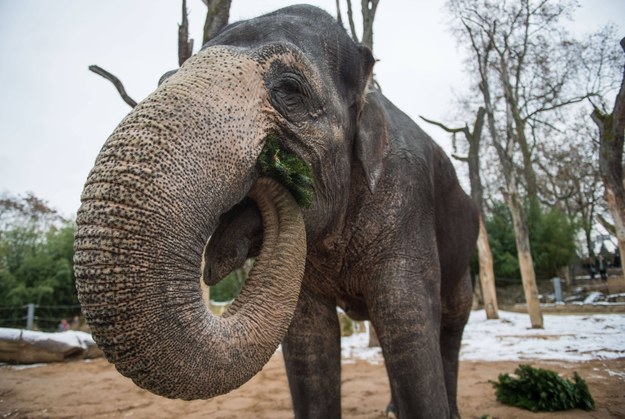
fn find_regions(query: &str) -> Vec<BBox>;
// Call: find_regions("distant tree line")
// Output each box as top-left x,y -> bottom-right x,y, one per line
0,194 -> 79,330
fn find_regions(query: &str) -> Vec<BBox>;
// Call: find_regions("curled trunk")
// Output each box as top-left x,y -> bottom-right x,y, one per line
75,178 -> 305,399
74,47 -> 307,399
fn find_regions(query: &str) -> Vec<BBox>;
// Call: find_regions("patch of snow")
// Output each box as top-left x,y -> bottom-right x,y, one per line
0,328 -> 95,351
583,292 -> 604,304
341,332 -> 384,365
1,363 -> 47,370
460,310 -> 625,362
4,310 -> 623,367
338,310 -> 625,364
607,369 -> 625,380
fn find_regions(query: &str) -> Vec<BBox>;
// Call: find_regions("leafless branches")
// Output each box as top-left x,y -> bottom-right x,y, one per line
337,0 -> 379,51
203,0 -> 231,45
179,0 -> 194,66
88,65 -> 138,108
90,0 -> 232,108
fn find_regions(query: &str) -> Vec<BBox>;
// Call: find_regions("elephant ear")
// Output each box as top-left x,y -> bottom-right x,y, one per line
354,46 -> 388,194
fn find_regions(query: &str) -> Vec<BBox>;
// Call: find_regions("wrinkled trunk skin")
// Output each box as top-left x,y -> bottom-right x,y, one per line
74,47 -> 307,400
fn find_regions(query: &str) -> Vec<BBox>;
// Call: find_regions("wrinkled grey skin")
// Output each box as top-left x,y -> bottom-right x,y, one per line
75,5 -> 478,419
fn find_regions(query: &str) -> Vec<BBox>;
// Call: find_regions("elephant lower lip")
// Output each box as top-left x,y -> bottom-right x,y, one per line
203,194 -> 263,286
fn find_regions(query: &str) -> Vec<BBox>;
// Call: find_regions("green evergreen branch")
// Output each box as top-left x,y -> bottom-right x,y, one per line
490,364 -> 595,412
257,135 -> 315,208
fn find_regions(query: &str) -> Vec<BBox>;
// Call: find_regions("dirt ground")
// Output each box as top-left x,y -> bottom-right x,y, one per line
1,355 -> 624,418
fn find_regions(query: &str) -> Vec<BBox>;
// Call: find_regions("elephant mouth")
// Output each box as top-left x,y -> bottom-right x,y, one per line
202,196 -> 263,287
202,136 -> 314,289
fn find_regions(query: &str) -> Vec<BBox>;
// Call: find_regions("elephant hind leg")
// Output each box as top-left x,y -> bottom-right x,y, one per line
440,270 -> 473,418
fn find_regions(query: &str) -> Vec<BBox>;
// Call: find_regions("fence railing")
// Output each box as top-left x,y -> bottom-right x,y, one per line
0,303 -> 82,332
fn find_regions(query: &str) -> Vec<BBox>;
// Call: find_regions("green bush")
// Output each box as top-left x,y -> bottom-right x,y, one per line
491,364 -> 595,412
209,270 -> 246,302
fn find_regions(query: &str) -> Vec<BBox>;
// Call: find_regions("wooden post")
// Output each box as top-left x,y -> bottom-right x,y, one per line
26,304 -> 35,330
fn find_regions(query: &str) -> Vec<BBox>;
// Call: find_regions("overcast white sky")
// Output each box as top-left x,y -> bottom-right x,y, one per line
0,0 -> 623,217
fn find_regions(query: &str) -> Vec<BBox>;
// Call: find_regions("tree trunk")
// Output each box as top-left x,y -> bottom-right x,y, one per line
178,0 -> 194,66
488,73 -> 543,328
603,184 -> 625,271
497,49 -> 539,201
592,38 -> 625,272
467,107 -> 499,319
368,322 -> 380,347
472,275 -> 483,309
203,0 -> 232,45
476,216 -> 499,319
360,0 -> 379,51
506,188 -> 543,328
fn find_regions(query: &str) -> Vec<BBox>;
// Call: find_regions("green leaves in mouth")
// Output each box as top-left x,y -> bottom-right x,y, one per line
258,134 -> 315,208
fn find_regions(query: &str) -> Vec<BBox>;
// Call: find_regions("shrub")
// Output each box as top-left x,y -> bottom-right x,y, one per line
491,364 -> 595,412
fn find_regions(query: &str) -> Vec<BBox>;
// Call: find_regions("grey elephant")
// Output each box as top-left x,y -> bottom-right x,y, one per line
74,5 -> 478,419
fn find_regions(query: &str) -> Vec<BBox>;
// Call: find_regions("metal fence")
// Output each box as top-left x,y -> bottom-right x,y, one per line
0,303 -> 82,332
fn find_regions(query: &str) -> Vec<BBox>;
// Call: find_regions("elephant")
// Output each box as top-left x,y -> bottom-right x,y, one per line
74,5 -> 478,419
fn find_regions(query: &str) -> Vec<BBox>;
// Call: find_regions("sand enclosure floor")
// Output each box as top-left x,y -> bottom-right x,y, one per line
1,354 -> 624,418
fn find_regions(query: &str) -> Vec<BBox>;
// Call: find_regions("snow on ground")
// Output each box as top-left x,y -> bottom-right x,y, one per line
340,310 -> 625,364
2,310 -> 623,368
0,328 -> 95,349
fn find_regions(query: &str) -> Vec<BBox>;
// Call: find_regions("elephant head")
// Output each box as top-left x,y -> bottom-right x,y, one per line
74,5 -> 382,400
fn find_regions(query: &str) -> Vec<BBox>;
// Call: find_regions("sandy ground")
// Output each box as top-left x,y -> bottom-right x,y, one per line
1,354 -> 624,418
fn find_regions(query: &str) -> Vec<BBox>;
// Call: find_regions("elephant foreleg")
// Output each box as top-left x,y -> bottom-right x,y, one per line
367,258 -> 450,418
282,287 -> 341,419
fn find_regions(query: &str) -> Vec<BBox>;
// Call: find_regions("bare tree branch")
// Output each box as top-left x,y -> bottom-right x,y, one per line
203,0 -> 232,45
361,0 -> 379,50
346,0 -> 359,44
419,115 -> 467,135
178,0 -> 194,66
335,0 -> 343,26
451,154 -> 469,162
88,65 -> 137,108
597,213 -> 617,236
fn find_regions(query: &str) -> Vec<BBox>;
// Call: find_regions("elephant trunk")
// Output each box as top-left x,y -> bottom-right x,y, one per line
74,47 -> 306,399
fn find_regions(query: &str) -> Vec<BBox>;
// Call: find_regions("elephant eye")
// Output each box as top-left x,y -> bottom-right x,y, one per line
269,72 -> 316,121
276,76 -> 304,95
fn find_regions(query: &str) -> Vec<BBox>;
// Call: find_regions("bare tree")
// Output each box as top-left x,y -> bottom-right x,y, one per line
360,0 -> 380,50
446,0 -> 547,327
343,0 -> 360,44
178,0 -> 194,66
421,109 -> 500,319
335,0 -> 344,26
447,0 -> 622,328
87,65 -> 138,108
535,113 -> 603,259
201,0 -> 232,45
591,38 -> 625,270
338,0 -> 379,51
91,0 -> 232,107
